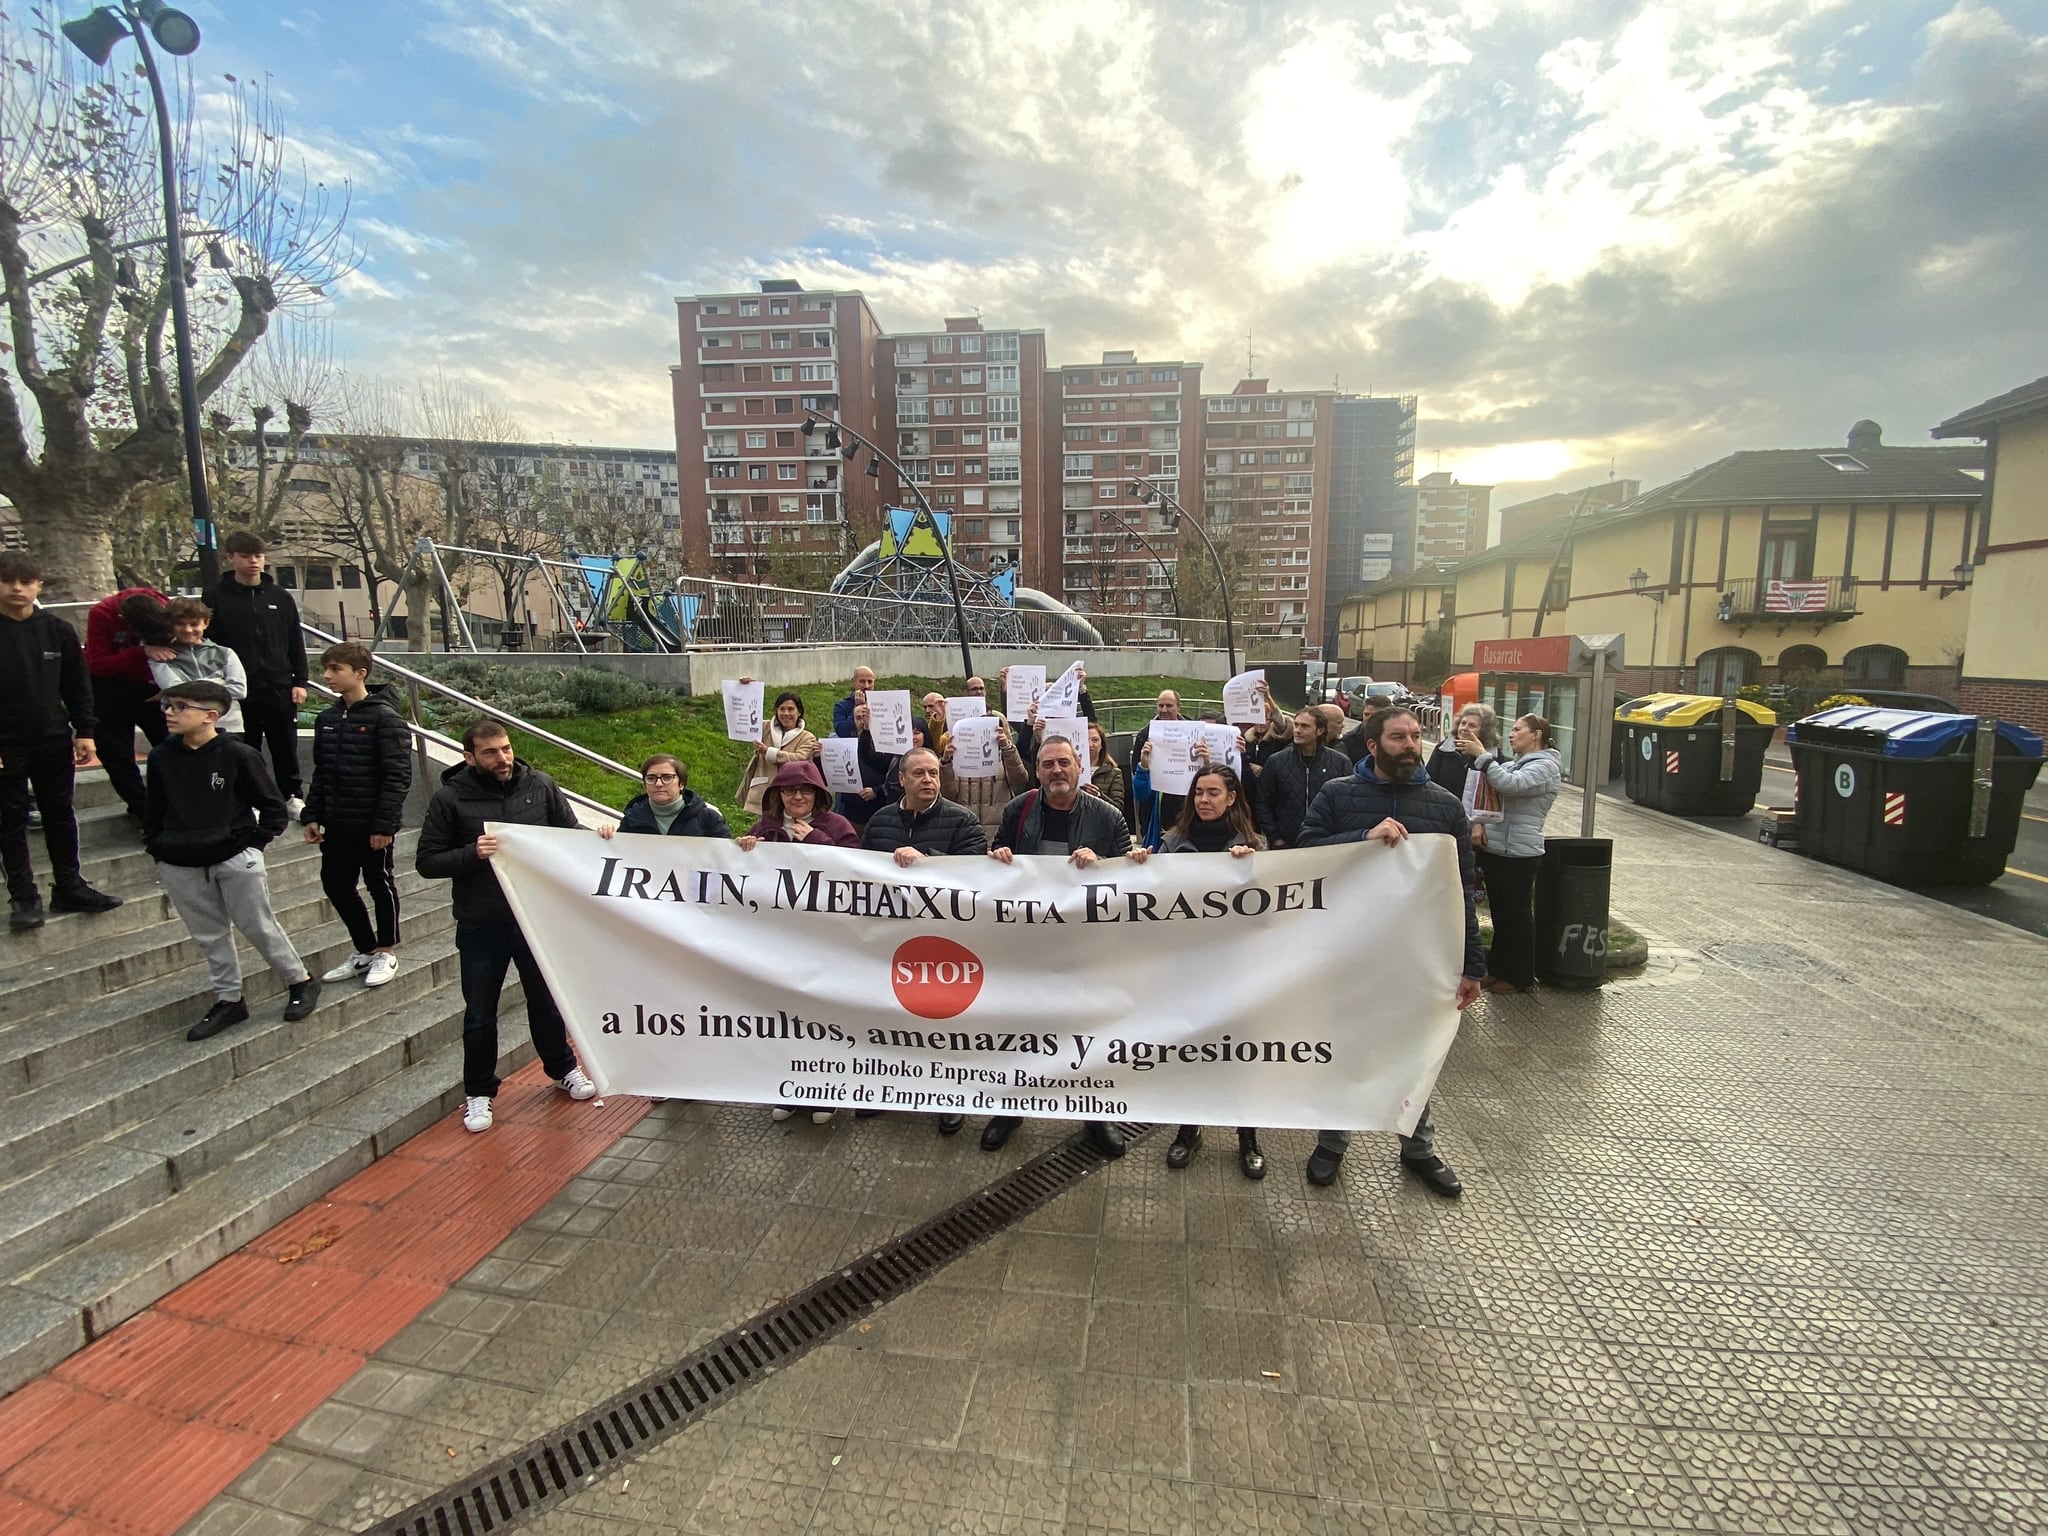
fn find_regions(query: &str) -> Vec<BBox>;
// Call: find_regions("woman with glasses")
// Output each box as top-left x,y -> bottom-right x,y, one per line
604,755 -> 731,839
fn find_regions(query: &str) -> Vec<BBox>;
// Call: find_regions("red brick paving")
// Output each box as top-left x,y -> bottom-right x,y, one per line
0,1063 -> 650,1534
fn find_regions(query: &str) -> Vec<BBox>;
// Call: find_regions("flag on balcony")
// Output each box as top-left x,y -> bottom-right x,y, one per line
1764,580 -> 1831,614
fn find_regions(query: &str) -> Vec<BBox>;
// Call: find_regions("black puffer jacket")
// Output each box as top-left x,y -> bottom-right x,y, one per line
416,760 -> 580,924
861,795 -> 988,856
1298,767 -> 1484,979
1255,744 -> 1354,848
994,788 -> 1132,858
206,573 -> 307,692
303,683 -> 412,835
617,789 -> 729,838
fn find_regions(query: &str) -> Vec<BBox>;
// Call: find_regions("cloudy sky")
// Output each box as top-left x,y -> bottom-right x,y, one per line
182,0 -> 2046,509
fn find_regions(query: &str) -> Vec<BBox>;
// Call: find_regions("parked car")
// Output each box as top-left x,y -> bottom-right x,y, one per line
1333,675 -> 1372,712
1831,689 -> 1963,714
1350,680 -> 1409,719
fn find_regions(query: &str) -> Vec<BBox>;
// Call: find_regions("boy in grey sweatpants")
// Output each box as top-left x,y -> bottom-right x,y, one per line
144,679 -> 321,1042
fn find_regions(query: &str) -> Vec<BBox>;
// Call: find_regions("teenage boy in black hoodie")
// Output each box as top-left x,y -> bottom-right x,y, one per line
303,641 -> 413,989
0,553 -> 122,930
145,679 -> 321,1040
206,531 -> 310,818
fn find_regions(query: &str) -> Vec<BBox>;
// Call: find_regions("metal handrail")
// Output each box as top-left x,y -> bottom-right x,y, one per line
299,623 -> 639,811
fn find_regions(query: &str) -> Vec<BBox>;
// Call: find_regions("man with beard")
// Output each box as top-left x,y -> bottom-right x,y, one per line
1297,706 -> 1483,1195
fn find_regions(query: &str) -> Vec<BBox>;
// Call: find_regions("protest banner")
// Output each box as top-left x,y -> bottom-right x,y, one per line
1039,661 -> 1083,718
487,827 -> 1465,1134
721,679 -> 764,744
1145,719 -> 1201,795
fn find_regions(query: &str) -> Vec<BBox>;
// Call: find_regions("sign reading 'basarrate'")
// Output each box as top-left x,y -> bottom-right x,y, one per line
486,828 -> 1467,1135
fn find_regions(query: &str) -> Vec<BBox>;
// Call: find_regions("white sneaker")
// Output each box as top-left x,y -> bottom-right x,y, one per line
771,1108 -> 795,1122
286,795 -> 307,823
559,1067 -> 598,1101
810,1109 -> 834,1125
363,952 -> 399,987
322,952 -> 372,983
462,1095 -> 493,1133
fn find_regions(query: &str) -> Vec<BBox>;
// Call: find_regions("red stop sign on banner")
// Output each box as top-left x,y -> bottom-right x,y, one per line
891,936 -> 986,1020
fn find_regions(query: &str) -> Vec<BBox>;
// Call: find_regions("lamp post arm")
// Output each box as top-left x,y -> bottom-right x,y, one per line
128,5 -> 218,585
834,421 -> 975,680
1140,476 -> 1235,675
1100,506 -> 1182,622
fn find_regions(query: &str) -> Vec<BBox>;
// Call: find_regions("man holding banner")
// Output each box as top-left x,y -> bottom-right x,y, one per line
984,734 -> 1136,1159
1298,706 -> 1482,1195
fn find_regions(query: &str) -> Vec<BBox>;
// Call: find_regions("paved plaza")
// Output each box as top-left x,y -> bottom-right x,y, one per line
11,787 -> 2048,1535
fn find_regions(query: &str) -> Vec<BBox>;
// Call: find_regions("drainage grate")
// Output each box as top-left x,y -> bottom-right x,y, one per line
367,1122 -> 1148,1536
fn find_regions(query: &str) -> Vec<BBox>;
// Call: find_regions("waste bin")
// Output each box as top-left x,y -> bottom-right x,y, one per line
1616,694 -> 1778,816
1786,707 -> 2044,886
1533,837 -> 1612,989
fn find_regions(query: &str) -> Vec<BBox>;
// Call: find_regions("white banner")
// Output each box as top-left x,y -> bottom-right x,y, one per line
488,828 -> 1465,1134
720,679 -> 764,744
1039,661 -> 1083,718
1146,720 -> 1201,795
943,695 -> 987,729
866,690 -> 915,753
818,737 -> 864,793
950,715 -> 1003,779
1223,669 -> 1267,726
1004,666 -> 1046,722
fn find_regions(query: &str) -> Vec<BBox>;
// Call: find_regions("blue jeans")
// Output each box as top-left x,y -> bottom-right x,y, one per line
458,920 -> 576,1097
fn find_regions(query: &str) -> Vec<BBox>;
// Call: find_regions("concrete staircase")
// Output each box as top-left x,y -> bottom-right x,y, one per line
0,769 -> 536,1396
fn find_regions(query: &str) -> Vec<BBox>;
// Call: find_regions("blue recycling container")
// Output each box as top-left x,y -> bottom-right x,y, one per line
1786,707 -> 2043,886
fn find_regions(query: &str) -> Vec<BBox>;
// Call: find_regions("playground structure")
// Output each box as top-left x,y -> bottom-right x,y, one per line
370,516 -> 1166,653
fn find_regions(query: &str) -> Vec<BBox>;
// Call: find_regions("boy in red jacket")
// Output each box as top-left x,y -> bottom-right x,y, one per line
84,585 -> 173,826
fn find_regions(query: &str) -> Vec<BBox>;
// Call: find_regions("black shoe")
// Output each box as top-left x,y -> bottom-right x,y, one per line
980,1115 -> 1021,1151
1401,1152 -> 1464,1199
936,1114 -> 965,1136
188,997 -> 249,1041
50,883 -> 122,914
854,1109 -> 881,1119
10,897 -> 45,932
1165,1126 -> 1201,1170
282,975 -> 322,1021
1084,1121 -> 1127,1159
25,805 -> 41,830
1306,1145 -> 1344,1186
1238,1131 -> 1267,1182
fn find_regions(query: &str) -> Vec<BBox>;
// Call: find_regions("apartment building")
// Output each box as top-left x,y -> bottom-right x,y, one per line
1413,470 -> 1492,563
1496,477 -> 1641,545
1329,395 -> 1418,595
671,280 -> 887,580
1200,379 -> 1336,650
874,318 -> 1048,584
1049,352 -> 1203,642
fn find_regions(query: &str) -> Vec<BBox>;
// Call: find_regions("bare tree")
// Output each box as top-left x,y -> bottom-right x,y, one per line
0,4 -> 358,599
302,379 -> 439,647
202,314 -> 335,544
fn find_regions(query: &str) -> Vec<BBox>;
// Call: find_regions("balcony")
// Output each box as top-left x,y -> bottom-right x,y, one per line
1718,577 -> 1859,625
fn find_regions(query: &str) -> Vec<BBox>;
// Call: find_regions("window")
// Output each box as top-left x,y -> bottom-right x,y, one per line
961,398 -> 983,416
1150,368 -> 1178,382
989,461 -> 1021,483
702,336 -> 725,349
340,565 -> 363,589
771,365 -> 793,381
1098,483 -> 1118,499
1238,452 -> 1257,466
933,398 -> 955,416
1262,450 -> 1281,464
1696,647 -> 1761,694
1843,644 -> 1907,689
748,465 -> 768,481
1779,644 -> 1827,678
931,335 -> 954,353
799,363 -> 834,381
769,299 -> 789,316
742,365 -> 765,383
962,430 -> 983,445
702,303 -> 722,315
304,564 -> 335,590
899,371 -> 918,387
1126,371 -> 1141,385
985,334 -> 1016,360
1285,449 -> 1309,464
960,368 -> 982,384
703,364 -> 734,383
965,488 -> 985,505
744,399 -> 765,415
738,300 -> 759,316
936,429 -> 956,446
778,496 -> 800,515
807,331 -> 833,347
1067,399 -> 1094,413
778,464 -> 799,480
987,395 -> 1018,422
985,364 -> 1018,389
1819,453 -> 1868,472
936,460 -> 955,476
1286,421 -> 1314,438
745,431 -> 768,448
774,398 -> 795,414
1265,399 -> 1284,412
965,461 -> 982,476
960,335 -> 984,354
1099,427 -> 1119,442
1064,455 -> 1093,477
710,462 -> 739,479
741,333 -> 762,350
771,333 -> 792,350
775,430 -> 795,447
1761,523 -> 1813,583
1101,371 -> 1119,385
1066,426 -> 1093,442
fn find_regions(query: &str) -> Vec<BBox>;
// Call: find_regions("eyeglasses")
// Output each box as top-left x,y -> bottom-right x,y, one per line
159,700 -> 208,713
643,772 -> 680,784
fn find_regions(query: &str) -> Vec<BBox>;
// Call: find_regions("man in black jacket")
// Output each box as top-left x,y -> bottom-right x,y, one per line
861,747 -> 988,1135
207,532 -> 309,815
416,718 -> 598,1135
1256,706 -> 1355,848
0,553 -> 121,930
1297,706 -> 1483,1197
145,680 -> 320,1040
302,643 -> 412,990
862,749 -> 986,863
983,735 -> 1134,1158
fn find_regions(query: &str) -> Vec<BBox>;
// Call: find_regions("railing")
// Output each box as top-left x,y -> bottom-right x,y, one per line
1718,577 -> 1858,620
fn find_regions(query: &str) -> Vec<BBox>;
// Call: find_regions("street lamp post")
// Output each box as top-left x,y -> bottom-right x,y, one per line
803,415 -> 974,680
1628,567 -> 1665,683
1095,505 -> 1182,628
1127,477 -> 1236,676
63,0 -> 217,585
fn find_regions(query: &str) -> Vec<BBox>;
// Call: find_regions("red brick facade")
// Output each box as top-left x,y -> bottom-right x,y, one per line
1960,677 -> 2048,736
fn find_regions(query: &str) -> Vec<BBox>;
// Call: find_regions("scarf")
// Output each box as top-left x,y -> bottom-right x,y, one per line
1179,814 -> 1240,852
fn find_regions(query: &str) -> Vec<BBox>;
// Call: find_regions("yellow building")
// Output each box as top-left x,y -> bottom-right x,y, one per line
1335,563 -> 1456,677
1442,422 -> 1983,698
1935,376 -> 2048,733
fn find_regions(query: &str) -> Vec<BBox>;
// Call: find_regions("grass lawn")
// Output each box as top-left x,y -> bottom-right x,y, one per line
505,671 -> 1226,826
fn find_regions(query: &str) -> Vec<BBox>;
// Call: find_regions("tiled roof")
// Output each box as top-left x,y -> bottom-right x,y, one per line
1591,445 -> 1984,519
1933,375 -> 2048,437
